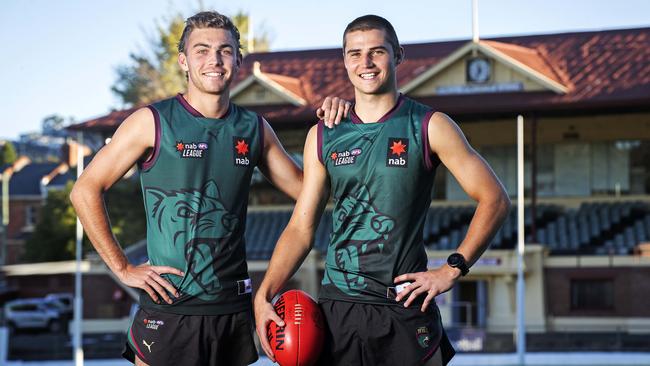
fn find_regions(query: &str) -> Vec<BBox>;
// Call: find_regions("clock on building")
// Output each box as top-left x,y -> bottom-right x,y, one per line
467,58 -> 491,84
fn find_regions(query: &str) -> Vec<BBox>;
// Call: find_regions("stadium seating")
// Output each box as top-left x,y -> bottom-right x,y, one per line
238,201 -> 650,259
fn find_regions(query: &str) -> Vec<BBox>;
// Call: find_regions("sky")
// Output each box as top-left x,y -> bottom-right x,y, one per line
0,0 -> 648,140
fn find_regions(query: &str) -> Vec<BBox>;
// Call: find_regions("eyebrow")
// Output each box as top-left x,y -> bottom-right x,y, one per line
346,45 -> 389,55
192,43 -> 235,50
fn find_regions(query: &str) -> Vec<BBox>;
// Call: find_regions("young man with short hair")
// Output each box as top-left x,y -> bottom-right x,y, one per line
254,15 -> 510,366
71,11 -> 346,366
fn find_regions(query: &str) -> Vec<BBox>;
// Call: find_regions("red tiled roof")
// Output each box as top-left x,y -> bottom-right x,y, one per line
70,27 -> 650,132
479,40 -> 570,88
262,72 -> 309,102
68,108 -> 138,132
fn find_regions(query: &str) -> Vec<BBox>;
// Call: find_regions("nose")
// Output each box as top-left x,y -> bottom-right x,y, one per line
206,50 -> 223,66
214,51 -> 223,66
363,53 -> 374,68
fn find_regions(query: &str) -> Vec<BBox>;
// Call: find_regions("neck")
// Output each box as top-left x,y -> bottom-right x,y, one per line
352,90 -> 399,123
184,86 -> 230,119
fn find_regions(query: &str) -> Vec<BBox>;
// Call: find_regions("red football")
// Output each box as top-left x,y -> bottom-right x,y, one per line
267,290 -> 325,366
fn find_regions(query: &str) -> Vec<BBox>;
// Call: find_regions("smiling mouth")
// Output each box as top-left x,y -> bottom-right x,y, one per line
203,72 -> 225,78
359,72 -> 378,80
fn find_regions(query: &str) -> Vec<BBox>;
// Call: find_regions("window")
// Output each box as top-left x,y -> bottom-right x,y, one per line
570,279 -> 614,310
25,205 -> 37,228
629,140 -> 650,194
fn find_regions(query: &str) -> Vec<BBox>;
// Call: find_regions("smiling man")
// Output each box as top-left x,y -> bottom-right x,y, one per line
71,11 -> 309,366
254,15 -> 511,366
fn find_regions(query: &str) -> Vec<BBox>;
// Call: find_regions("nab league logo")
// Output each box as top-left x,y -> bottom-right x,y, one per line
386,138 -> 408,168
233,137 -> 250,166
143,318 -> 164,330
176,141 -> 208,158
330,148 -> 362,166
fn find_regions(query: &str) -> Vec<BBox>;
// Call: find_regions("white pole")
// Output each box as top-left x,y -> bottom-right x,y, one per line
248,13 -> 254,53
0,166 -> 10,366
516,115 -> 526,365
472,0 -> 479,43
74,131 -> 84,366
0,325 -> 7,365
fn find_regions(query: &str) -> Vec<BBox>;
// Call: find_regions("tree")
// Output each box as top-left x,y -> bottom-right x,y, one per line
0,141 -> 17,166
41,115 -> 67,137
24,179 -> 146,263
112,14 -> 186,107
232,10 -> 271,54
112,11 -> 271,107
24,182 -> 81,262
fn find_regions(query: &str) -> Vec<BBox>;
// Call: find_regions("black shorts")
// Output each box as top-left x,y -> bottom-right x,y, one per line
317,300 -> 455,366
123,307 -> 258,366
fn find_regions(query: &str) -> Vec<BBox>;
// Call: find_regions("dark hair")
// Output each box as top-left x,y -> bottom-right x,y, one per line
178,11 -> 241,54
343,15 -> 400,54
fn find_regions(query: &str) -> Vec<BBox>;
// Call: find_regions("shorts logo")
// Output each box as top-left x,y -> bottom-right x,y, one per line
416,326 -> 430,348
143,340 -> 154,353
176,141 -> 208,158
330,148 -> 362,166
233,137 -> 250,166
143,318 -> 164,330
386,138 -> 408,168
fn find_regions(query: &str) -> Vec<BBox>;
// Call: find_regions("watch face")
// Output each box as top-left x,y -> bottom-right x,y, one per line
467,58 -> 491,83
448,253 -> 463,266
447,253 -> 468,275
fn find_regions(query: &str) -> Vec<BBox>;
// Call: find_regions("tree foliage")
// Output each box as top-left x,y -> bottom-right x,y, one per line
41,114 -> 67,137
24,179 -> 146,263
112,11 -> 271,107
0,141 -> 17,166
24,182 -> 81,262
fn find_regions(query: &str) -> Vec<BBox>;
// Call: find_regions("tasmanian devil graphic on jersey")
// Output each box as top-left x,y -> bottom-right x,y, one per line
144,180 -> 238,301
323,185 -> 395,296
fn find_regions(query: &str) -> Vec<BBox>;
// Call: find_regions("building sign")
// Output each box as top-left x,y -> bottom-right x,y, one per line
436,82 -> 523,95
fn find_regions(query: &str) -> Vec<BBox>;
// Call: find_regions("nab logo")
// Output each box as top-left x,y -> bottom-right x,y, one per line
233,137 -> 250,166
386,138 -> 408,168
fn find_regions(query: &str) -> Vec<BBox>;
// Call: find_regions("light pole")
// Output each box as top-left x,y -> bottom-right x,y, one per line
1,169 -> 9,266
0,167 -> 10,364
73,131 -> 85,366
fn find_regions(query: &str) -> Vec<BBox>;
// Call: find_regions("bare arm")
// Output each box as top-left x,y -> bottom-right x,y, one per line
257,118 -> 303,200
395,112 -> 510,311
254,124 -> 330,361
70,108 -> 183,304
429,112 -> 510,266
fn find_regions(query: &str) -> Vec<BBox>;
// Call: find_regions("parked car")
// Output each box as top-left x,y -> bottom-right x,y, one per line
4,298 -> 64,333
45,293 -> 74,317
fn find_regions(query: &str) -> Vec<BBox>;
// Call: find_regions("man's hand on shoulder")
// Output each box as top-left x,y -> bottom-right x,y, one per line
316,96 -> 352,128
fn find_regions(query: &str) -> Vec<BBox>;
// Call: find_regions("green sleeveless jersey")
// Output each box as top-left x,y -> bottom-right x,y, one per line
318,95 -> 439,305
138,94 -> 262,315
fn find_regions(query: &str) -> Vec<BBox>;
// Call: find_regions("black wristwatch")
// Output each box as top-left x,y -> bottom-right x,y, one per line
447,253 -> 469,276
